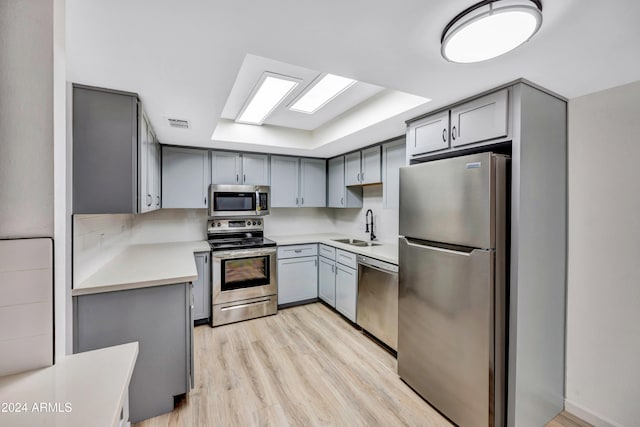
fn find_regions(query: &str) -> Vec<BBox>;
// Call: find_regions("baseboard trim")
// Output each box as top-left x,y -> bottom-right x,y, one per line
564,399 -> 623,427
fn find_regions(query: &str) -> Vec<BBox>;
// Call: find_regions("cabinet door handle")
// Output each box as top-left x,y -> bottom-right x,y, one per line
357,172 -> 360,182
361,172 -> 364,182
244,174 -> 246,183
294,249 -> 302,253
147,194 -> 152,206
451,126 -> 457,141
442,128 -> 446,142
156,195 -> 160,206
205,256 -> 208,263
301,197 -> 304,205
296,197 -> 299,206
236,174 -> 239,182
331,265 -> 334,273
341,197 -> 344,206
204,197 -> 207,206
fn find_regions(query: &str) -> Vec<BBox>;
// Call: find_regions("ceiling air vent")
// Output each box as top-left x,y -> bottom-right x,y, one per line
167,118 -> 191,129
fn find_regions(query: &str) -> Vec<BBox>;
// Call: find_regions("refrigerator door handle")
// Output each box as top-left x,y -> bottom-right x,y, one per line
402,237 -> 476,256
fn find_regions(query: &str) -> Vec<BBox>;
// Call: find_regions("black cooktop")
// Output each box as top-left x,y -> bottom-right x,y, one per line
208,232 -> 276,252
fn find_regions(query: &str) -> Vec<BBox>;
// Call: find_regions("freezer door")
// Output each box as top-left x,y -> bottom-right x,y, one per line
400,152 -> 497,249
398,236 -> 495,427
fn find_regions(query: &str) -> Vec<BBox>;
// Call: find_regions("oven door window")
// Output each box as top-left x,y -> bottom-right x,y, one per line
213,192 -> 256,212
222,256 -> 269,291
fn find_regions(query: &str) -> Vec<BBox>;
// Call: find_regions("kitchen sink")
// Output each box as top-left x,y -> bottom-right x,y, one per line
332,238 -> 382,247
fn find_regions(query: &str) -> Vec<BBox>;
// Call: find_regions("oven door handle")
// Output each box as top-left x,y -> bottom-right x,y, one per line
212,248 -> 277,259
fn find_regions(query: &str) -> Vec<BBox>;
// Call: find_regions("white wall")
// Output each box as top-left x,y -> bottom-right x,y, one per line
73,209 -> 206,284
333,185 -> 399,242
566,80 -> 640,427
130,208 -> 207,243
73,214 -> 133,285
0,0 -> 54,238
265,207 -> 336,236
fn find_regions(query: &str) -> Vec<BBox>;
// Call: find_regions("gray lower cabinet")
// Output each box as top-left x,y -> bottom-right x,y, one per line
327,156 -> 362,208
73,283 -> 193,423
192,252 -> 211,322
318,256 -> 336,307
162,147 -> 210,209
277,247 -> 318,305
335,262 -> 357,322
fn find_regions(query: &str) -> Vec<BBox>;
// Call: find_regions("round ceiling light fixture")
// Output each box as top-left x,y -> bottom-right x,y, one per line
441,0 -> 543,63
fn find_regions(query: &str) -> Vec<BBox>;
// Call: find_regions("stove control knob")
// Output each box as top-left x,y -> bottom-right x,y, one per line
252,221 -> 257,225
246,221 -> 251,225
258,221 -> 262,225
217,222 -> 221,227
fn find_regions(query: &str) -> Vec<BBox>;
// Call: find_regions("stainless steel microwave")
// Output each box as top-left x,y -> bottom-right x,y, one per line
208,185 -> 270,217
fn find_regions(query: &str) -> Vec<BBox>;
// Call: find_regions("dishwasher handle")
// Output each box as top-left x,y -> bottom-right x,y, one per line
357,255 -> 398,274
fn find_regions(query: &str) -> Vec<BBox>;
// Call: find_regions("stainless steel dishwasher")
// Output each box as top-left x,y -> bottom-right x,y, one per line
356,255 -> 399,351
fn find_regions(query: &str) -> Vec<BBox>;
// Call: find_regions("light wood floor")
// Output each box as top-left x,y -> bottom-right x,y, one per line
134,302 -> 588,427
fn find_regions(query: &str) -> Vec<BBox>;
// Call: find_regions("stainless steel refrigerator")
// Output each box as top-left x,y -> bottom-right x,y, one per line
398,152 -> 508,427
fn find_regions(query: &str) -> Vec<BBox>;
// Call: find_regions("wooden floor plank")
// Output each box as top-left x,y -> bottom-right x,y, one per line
135,302 -> 586,427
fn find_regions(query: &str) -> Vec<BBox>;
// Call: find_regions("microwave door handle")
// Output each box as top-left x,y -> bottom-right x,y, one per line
256,189 -> 260,213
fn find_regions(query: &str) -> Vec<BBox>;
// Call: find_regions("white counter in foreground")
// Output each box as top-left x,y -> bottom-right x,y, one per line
73,241 -> 210,296
0,342 -> 138,427
268,233 -> 398,265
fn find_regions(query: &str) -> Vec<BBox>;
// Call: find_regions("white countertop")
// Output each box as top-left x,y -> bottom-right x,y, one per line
73,240 -> 210,296
0,342 -> 138,427
269,233 -> 399,265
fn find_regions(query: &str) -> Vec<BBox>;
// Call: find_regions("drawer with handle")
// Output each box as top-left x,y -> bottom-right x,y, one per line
319,244 -> 336,260
336,249 -> 357,269
277,244 -> 318,259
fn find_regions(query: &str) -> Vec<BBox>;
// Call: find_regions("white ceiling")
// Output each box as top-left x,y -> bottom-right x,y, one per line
220,55 -> 387,131
66,0 -> 640,158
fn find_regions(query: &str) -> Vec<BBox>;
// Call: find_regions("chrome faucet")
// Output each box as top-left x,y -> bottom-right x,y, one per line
365,209 -> 376,241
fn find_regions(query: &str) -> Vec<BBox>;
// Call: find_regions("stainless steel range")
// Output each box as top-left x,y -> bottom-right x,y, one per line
208,218 -> 277,327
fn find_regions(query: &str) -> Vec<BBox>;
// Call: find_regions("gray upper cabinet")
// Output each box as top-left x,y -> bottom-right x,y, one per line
328,157 -> 345,208
450,88 -> 508,148
406,88 -> 510,162
271,156 -> 326,208
211,151 -> 269,185
382,138 -> 406,209
141,116 -> 161,213
345,152 -> 361,186
406,110 -> 450,160
328,156 -> 363,208
299,158 -> 326,207
73,84 -> 159,214
211,151 -> 242,184
162,147 -> 210,209
344,147 -> 381,186
270,156 -> 299,208
361,146 -> 381,184
241,153 -> 269,185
